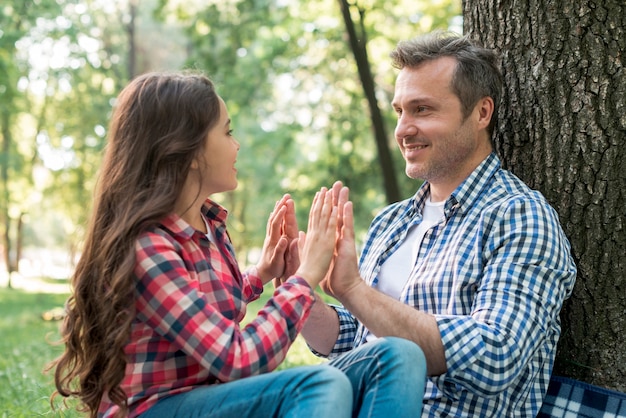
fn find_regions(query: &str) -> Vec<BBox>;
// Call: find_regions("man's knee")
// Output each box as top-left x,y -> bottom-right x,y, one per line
376,337 -> 427,373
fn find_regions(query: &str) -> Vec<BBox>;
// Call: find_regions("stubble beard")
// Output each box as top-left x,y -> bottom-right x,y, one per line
404,127 -> 475,184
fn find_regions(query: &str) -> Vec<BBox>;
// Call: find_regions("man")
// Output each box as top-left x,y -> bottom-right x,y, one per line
302,31 -> 577,417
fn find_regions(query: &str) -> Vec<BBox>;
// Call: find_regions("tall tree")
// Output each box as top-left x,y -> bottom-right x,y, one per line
160,0 -> 461,255
0,0 -> 64,286
337,0 -> 400,203
464,0 -> 626,390
4,0 -> 184,279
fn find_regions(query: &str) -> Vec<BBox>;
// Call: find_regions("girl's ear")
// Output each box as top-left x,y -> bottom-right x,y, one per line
190,158 -> 199,170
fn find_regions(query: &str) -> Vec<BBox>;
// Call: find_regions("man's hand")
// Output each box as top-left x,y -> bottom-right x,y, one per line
319,182 -> 362,300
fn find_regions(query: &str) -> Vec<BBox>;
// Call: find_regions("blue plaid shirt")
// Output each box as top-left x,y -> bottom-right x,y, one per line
327,153 -> 577,417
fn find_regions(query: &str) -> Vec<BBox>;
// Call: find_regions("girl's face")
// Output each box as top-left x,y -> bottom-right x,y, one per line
196,96 -> 240,195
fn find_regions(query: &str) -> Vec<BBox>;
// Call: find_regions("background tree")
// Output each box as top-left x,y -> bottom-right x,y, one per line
2,0 -> 461,286
0,0 -> 64,287
464,0 -> 626,390
159,0 -> 461,261
337,0 -> 401,203
1,0 -> 188,285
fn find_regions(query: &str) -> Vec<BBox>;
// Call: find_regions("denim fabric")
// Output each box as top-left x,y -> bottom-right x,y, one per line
330,337 -> 427,417
141,337 -> 426,417
140,364 -> 352,418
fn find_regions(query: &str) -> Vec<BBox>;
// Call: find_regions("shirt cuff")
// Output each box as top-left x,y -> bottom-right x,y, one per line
245,266 -> 265,297
433,315 -> 486,396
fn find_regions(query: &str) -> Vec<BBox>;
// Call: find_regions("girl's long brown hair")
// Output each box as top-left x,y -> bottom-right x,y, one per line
49,72 -> 221,417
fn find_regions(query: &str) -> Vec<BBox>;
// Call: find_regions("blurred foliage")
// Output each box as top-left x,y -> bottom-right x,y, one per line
0,0 -> 461,271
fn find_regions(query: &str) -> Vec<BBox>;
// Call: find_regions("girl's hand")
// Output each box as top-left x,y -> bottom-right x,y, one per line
280,196 -> 300,280
295,188 -> 339,288
256,194 -> 294,284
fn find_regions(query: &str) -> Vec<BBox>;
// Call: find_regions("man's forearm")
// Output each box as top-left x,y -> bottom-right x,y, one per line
338,281 -> 447,376
301,293 -> 340,356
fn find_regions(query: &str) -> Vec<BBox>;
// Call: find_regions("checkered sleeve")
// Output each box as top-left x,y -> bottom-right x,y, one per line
434,196 -> 577,398
133,232 -> 315,382
320,305 -> 358,358
241,266 -> 264,303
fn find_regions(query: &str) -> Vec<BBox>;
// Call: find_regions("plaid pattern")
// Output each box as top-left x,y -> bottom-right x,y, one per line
98,200 -> 315,418
326,153 -> 577,417
538,376 -> 626,417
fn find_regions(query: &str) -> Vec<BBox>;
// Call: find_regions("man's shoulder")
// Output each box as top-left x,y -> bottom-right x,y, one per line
471,169 -> 563,229
489,169 -> 549,206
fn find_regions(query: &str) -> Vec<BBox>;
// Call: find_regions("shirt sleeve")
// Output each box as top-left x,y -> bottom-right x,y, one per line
133,232 -> 315,382
241,266 -> 264,303
308,304 -> 358,359
433,196 -> 576,397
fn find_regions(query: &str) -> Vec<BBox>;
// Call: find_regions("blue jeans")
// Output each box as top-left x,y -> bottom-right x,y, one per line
330,337 -> 426,417
141,337 -> 426,417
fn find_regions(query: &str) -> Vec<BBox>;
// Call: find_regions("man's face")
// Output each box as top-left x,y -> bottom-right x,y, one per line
391,57 -> 490,199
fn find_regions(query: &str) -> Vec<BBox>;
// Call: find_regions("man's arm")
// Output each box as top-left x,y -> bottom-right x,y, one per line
300,293 -> 340,356
323,199 -> 447,375
336,280 -> 447,376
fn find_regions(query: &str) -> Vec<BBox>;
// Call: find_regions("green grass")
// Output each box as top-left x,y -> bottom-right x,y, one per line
244,289 -> 332,371
0,289 -> 79,417
0,287 -> 335,416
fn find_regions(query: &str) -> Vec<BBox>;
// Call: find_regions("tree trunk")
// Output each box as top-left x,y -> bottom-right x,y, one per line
464,0 -> 626,390
127,0 -> 138,79
337,0 -> 401,204
1,109 -> 12,288
15,212 -> 23,275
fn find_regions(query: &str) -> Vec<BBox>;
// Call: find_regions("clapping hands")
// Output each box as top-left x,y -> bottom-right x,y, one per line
264,182 -> 361,299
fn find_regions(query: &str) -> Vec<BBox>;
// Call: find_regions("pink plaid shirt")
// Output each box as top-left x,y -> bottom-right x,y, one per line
98,200 -> 315,417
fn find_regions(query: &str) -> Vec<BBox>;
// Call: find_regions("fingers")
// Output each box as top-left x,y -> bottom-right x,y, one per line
282,197 -> 298,240
331,181 -> 343,206
272,277 -> 282,289
274,236 -> 288,256
341,201 -> 355,240
268,194 -> 291,233
297,230 -> 306,261
266,204 -> 286,241
282,238 -> 300,279
336,183 -> 349,232
293,183 -> 354,289
311,188 -> 337,233
308,187 -> 329,230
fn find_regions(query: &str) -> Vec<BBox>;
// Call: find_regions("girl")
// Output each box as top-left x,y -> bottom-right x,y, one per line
50,71 -> 425,418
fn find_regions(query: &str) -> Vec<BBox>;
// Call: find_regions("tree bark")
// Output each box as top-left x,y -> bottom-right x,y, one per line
127,0 -> 138,79
464,0 -> 626,390
337,0 -> 401,203
1,109 -> 13,288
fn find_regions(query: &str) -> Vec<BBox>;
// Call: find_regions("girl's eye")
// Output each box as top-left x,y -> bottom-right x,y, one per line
227,129 -> 234,136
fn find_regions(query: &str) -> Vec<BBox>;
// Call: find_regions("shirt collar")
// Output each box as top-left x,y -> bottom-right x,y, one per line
410,152 -> 501,219
160,199 -> 228,240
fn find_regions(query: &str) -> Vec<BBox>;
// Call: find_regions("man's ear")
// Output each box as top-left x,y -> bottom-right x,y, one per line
476,96 -> 495,130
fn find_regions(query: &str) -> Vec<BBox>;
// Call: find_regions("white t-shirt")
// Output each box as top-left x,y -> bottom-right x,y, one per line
202,216 -> 217,244
366,197 -> 445,341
